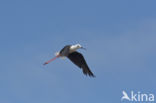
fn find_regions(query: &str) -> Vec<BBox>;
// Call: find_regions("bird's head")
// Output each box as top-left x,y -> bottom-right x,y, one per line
70,44 -> 86,51
75,44 -> 86,50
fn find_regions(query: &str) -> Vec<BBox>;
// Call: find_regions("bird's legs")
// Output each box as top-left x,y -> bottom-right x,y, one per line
43,55 -> 60,65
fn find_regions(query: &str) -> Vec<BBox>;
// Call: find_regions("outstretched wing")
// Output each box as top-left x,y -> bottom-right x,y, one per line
59,45 -> 71,56
67,51 -> 95,77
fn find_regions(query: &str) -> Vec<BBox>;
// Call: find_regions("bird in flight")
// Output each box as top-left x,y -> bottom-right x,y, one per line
43,44 -> 95,77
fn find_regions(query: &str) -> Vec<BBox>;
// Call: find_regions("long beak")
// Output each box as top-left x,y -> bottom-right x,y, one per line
81,47 -> 86,50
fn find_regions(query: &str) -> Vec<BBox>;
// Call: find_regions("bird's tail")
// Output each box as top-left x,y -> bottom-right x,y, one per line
55,52 -> 60,56
55,52 -> 66,59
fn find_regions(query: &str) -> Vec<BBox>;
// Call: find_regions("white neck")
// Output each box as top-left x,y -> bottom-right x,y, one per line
70,45 -> 78,52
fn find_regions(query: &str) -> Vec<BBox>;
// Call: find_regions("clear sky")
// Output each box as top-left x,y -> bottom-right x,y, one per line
0,0 -> 156,103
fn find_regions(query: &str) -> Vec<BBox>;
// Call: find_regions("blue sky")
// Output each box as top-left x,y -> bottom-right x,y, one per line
0,0 -> 156,103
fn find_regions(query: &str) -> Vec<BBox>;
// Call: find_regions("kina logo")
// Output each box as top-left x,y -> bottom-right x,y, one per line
121,90 -> 154,102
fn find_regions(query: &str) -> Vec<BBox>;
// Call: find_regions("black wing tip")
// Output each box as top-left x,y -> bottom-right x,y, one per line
82,67 -> 95,77
84,73 -> 96,77
81,68 -> 96,77
83,71 -> 96,77
89,74 -> 96,77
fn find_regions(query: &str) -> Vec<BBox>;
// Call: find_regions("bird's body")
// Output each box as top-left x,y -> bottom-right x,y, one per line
44,44 -> 95,77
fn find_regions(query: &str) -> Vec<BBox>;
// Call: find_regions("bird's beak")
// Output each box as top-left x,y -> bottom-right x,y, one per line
81,47 -> 86,50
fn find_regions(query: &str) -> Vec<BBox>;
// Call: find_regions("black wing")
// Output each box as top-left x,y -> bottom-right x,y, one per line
67,51 -> 95,77
59,45 -> 71,56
